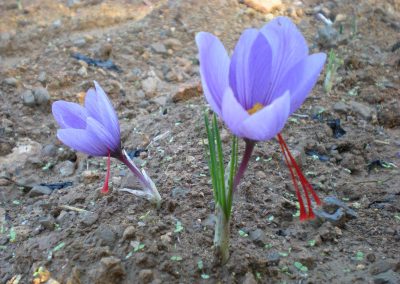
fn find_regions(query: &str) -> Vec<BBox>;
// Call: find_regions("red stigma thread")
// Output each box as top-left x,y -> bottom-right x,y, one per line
101,151 -> 111,194
277,133 -> 321,221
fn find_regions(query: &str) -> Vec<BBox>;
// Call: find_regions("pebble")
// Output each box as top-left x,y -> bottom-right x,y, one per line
122,226 -> 136,241
333,101 -> 349,114
141,76 -> 159,95
80,212 -> 99,226
22,90 -> 35,106
349,100 -> 373,120
37,71 -> 47,83
373,270 -> 400,284
52,19 -> 62,29
370,260 -> 395,275
73,37 -> 86,47
33,87 -> 50,105
160,232 -> 172,245
59,160 -> 76,177
77,66 -> 88,78
243,271 -> 257,284
94,43 -> 112,60
96,256 -> 126,282
39,215 -> 55,230
29,185 -> 52,197
3,77 -> 17,87
150,42 -> 168,54
138,269 -> 154,284
171,187 -> 188,199
81,170 -> 100,184
243,0 -> 283,13
163,38 -> 182,50
96,225 -> 117,246
172,82 -> 202,103
266,251 -> 281,266
316,25 -> 338,48
249,228 -> 266,246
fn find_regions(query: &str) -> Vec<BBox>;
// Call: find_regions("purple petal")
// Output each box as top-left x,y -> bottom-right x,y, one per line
196,32 -> 230,116
239,91 -> 291,141
229,28 -> 258,109
84,81 -> 120,140
86,117 -> 121,153
260,16 -> 309,105
277,53 -> 326,114
52,101 -> 88,129
221,88 -> 250,137
57,117 -> 120,156
57,128 -> 109,156
229,30 -> 273,110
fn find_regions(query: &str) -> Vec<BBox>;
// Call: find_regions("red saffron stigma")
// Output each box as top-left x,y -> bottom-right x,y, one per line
277,133 -> 321,220
101,151 -> 111,194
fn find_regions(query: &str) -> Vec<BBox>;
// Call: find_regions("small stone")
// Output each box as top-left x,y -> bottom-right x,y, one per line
333,101 -> 349,114
42,144 -> 57,157
52,19 -> 62,29
122,226 -> 136,241
33,87 -> 50,105
141,77 -> 159,95
357,264 -> 366,270
244,0 -> 282,13
266,251 -> 281,266
163,38 -> 182,50
152,95 -> 168,106
80,212 -> 99,226
37,71 -> 47,83
73,37 -> 86,47
96,225 -> 117,246
243,271 -> 257,284
249,228 -> 266,246
77,66 -> 88,78
349,101 -> 373,120
67,0 -> 81,8
316,25 -> 338,48
138,269 -> 153,284
39,215 -> 55,230
150,42 -> 167,54
160,232 -> 172,245
172,82 -> 202,103
367,253 -> 376,263
373,270 -> 400,284
22,90 -> 35,106
95,256 -> 125,282
370,260 -> 395,275
3,77 -> 17,87
81,170 -> 100,184
94,43 -> 112,60
59,160 -> 76,177
29,185 -> 52,197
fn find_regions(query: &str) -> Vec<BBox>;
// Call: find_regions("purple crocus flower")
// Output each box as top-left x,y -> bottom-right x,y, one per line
196,17 -> 326,220
52,81 -> 161,206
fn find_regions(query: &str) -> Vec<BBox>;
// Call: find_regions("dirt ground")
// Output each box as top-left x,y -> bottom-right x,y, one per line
0,0 -> 399,283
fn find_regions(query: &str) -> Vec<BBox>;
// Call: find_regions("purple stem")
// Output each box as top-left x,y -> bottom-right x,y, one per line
232,139 -> 255,193
118,151 -> 149,189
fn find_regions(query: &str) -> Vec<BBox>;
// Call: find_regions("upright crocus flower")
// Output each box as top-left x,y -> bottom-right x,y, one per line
52,81 -> 161,207
196,17 -> 326,220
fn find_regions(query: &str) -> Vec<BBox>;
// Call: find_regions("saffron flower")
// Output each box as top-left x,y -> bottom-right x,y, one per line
52,81 -> 161,207
197,16 -> 326,221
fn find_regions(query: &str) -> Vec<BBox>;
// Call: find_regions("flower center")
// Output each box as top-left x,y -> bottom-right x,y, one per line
247,103 -> 264,115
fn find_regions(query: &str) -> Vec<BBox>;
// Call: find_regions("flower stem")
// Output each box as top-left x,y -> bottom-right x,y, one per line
232,139 -> 255,192
214,205 -> 230,264
118,150 -> 161,208
101,151 -> 111,194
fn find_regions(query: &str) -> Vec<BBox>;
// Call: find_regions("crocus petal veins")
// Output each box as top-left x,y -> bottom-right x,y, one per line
277,133 -> 321,220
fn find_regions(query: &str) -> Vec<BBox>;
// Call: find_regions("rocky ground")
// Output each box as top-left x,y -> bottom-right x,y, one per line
0,0 -> 399,283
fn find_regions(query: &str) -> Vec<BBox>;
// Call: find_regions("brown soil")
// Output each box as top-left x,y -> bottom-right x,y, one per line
1,0 -> 399,283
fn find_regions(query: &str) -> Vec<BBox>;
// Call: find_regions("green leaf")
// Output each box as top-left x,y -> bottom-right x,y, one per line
308,240 -> 316,247
197,260 -> 204,270
134,243 -> 145,252
9,227 -> 16,243
52,242 -> 65,252
238,230 -> 248,237
294,261 -> 308,272
174,220 -> 184,233
170,255 -> 182,261
201,274 -> 210,279
355,251 -> 364,261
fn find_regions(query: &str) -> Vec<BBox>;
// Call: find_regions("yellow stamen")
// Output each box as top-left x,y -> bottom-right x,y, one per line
247,103 -> 264,115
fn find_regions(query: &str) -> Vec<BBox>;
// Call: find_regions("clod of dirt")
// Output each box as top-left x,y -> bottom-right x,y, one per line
88,256 -> 126,284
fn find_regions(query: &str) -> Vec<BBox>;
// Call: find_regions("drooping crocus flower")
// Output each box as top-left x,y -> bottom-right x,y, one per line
52,81 -> 161,207
196,16 -> 326,220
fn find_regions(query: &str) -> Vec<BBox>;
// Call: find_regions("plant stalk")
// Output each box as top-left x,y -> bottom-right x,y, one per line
232,139 -> 255,192
214,205 -> 230,264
